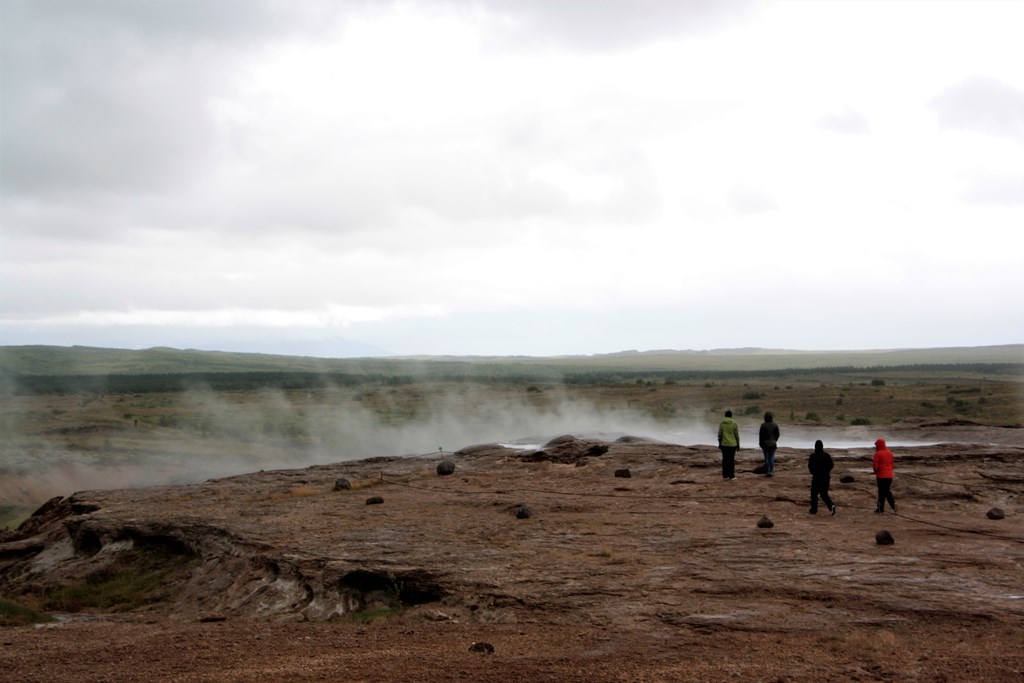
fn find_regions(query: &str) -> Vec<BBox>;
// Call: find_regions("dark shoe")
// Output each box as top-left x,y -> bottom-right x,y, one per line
809,509 -> 817,515
875,509 -> 883,514
830,505 -> 837,516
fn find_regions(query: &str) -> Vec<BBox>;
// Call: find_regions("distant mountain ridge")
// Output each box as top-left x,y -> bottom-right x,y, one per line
1,344 -> 1021,376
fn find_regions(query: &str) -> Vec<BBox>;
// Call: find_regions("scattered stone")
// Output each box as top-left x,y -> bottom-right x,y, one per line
515,505 -> 532,519
198,613 -> 227,623
757,516 -> 774,529
469,641 -> 495,654
333,478 -> 351,491
986,507 -> 1005,520
614,469 -> 631,478
436,460 -> 456,476
875,530 -> 895,545
365,496 -> 384,505
752,463 -> 768,475
840,475 -> 855,484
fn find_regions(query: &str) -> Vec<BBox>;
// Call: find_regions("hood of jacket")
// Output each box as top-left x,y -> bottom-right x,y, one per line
764,411 -> 774,422
875,438 -> 888,449
814,439 -> 824,453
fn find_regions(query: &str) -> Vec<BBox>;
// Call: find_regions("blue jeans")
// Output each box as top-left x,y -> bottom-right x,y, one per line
762,447 -> 776,475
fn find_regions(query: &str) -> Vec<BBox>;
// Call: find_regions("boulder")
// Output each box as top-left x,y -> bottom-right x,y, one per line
365,496 -> 384,505
986,507 -> 1005,520
756,516 -> 774,529
614,469 -> 631,478
333,478 -> 351,491
875,530 -> 895,545
436,460 -> 456,476
519,438 -> 612,465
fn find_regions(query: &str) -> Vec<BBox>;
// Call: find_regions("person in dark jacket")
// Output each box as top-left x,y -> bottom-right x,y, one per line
758,411 -> 780,477
807,439 -> 836,515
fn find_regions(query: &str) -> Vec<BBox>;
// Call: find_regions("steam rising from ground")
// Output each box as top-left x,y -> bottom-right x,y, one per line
0,386 -> 716,519
191,386 -> 716,468
1,384 -> 951,522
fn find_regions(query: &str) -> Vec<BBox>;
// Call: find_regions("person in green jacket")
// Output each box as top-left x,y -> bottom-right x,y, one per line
717,410 -> 740,480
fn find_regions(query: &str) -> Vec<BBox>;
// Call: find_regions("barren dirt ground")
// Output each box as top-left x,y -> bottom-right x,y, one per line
2,423 -> 1023,682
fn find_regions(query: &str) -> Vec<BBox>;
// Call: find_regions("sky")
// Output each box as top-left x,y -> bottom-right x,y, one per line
1,0 -> 1023,358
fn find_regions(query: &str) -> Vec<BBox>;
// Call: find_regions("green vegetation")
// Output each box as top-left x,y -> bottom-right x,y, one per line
39,544 -> 197,613
0,596 -> 54,626
3,344 -> 1022,382
338,606 -> 403,623
5,360 -> 1022,397
1,505 -> 28,530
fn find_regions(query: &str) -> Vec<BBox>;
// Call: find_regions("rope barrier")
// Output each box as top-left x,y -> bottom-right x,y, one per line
889,510 -> 1024,544
372,469 -> 1024,545
899,471 -> 972,487
379,476 -> 795,503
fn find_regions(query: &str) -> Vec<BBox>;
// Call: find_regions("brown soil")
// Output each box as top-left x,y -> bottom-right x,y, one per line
2,424 -> 1023,682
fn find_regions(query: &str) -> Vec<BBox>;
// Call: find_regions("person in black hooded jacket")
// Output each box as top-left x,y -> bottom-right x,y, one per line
807,439 -> 836,515
758,411 -> 780,477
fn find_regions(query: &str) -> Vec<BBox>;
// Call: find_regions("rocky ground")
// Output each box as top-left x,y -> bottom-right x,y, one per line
1,422 -> 1023,682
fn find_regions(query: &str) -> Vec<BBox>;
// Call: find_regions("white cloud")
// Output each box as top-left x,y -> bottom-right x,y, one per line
960,172 -> 1024,207
817,108 -> 870,135
2,0 -> 1023,356
930,77 -> 1024,142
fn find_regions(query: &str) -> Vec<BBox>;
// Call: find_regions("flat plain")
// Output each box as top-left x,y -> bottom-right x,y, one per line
1,348 -> 1022,681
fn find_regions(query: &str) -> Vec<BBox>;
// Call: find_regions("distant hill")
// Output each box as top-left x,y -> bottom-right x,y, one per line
1,344 -> 1021,377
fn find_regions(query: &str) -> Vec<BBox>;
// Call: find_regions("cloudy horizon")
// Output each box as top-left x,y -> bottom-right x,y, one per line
2,0 -> 1022,358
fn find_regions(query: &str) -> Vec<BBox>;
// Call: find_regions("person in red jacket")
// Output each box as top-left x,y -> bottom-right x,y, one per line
872,438 -> 896,513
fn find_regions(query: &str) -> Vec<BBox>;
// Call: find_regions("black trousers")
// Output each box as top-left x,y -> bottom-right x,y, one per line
876,477 -> 896,511
720,447 -> 736,479
810,476 -> 833,512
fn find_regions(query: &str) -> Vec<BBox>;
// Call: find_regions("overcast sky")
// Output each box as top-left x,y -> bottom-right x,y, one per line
2,0 -> 1022,358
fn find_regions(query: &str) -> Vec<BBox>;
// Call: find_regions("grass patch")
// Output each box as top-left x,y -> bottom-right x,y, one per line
1,507 -> 30,531
0,596 -> 54,626
337,606 -> 403,624
39,544 -> 197,613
